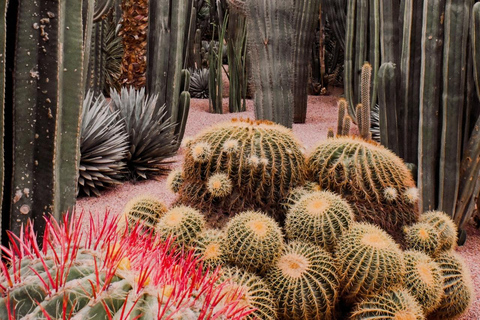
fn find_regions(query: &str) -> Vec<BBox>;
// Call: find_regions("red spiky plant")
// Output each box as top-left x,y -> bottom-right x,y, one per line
0,212 -> 253,319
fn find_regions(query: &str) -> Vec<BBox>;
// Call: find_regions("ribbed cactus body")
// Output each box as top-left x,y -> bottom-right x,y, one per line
404,223 -> 440,256
193,229 -> 227,270
119,196 -> 168,233
166,169 -> 184,194
307,136 -> 418,242
404,251 -> 443,313
266,241 -> 339,320
336,223 -> 405,300
419,211 -> 457,252
178,119 -> 306,225
431,251 -> 474,319
281,181 -> 321,210
224,211 -> 284,273
219,266 -> 277,320
156,206 -> 205,246
286,191 -> 354,252
351,289 -> 425,320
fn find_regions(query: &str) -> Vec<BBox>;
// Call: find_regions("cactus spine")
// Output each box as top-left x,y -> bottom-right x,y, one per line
156,206 -> 205,246
404,222 -> 441,256
193,229 -> 227,270
419,210 -> 458,252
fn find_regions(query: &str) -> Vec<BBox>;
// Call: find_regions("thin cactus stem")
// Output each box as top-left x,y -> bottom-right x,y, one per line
356,104 -> 363,136
360,62 -> 372,140
337,99 -> 347,136
343,116 -> 352,137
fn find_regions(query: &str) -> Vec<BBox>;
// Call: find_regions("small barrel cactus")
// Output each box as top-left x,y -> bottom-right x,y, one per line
404,251 -> 443,313
224,211 -> 284,273
156,205 -> 206,246
177,118 -> 306,226
281,181 -> 321,210
266,241 -> 339,320
336,223 -> 405,300
404,222 -> 441,256
218,266 -> 277,320
0,213 -> 252,319
431,251 -> 474,319
351,289 -> 425,320
285,190 -> 354,252
193,229 -> 228,270
119,195 -> 168,233
166,169 -> 184,193
307,136 -> 419,242
419,210 -> 458,252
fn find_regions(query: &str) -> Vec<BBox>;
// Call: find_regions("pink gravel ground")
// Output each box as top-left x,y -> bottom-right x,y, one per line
76,91 -> 479,319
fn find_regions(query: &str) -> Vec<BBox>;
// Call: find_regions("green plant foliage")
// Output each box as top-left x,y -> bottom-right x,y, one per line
224,211 -> 284,273
189,68 -> 209,98
119,195 -> 168,233
110,87 -> 177,180
266,241 -> 339,320
336,223 -> 405,300
78,92 -> 129,197
404,251 -> 443,313
156,206 -> 206,246
285,191 -> 354,252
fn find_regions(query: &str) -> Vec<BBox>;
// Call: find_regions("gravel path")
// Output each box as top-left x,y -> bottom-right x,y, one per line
76,92 -> 479,319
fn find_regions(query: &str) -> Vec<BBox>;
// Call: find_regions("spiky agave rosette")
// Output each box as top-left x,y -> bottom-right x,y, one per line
0,213 -> 253,319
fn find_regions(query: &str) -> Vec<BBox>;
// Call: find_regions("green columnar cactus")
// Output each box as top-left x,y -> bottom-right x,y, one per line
226,0 -> 294,128
156,206 -> 205,246
404,251 -> 443,313
219,266 -> 277,320
0,0 -> 6,241
307,136 -> 418,242
177,119 -> 306,225
146,0 -> 193,150
208,17 -> 226,115
404,222 -> 440,256
266,241 -> 339,320
285,191 -> 354,252
224,211 -> 284,274
7,0 -> 85,237
351,289 -> 424,320
336,223 -> 405,300
193,229 -> 227,270
119,196 -> 168,233
227,7 -> 247,113
378,62 -> 400,153
292,0 -> 322,124
419,211 -> 458,252
166,169 -> 184,194
336,98 -> 348,136
431,251 -> 474,319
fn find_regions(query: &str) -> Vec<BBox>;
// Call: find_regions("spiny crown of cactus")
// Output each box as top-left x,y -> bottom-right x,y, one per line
156,205 -> 205,246
285,190 -> 354,252
307,136 -> 419,242
351,288 -> 425,320
193,229 -> 227,270
177,118 -> 306,226
0,213 -> 253,319
218,266 -> 277,320
336,222 -> 405,300
281,181 -> 321,210
119,195 -> 168,233
166,169 -> 184,194
266,241 -> 339,320
404,222 -> 441,256
404,251 -> 443,313
431,251 -> 474,319
224,211 -> 284,274
419,211 -> 458,252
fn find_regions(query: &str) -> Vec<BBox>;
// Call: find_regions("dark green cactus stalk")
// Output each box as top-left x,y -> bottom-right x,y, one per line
208,15 -> 227,115
7,0 -> 85,237
227,7 -> 247,113
336,98 -> 347,136
378,62 -> 400,154
292,0 -> 322,124
0,0 -> 6,242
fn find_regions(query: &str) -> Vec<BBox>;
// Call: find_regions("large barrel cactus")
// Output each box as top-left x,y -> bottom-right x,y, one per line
307,136 -> 419,242
177,118 -> 306,225
0,213 -> 252,319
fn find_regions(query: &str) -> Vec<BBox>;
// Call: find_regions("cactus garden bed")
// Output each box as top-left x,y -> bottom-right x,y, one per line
73,95 -> 480,319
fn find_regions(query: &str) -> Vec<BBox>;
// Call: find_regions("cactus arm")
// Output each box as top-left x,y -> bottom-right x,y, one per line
438,0 -> 472,215
344,0 -> 356,119
0,0 -> 6,240
377,62 -> 399,154
418,0 -> 446,212
55,0 -> 85,216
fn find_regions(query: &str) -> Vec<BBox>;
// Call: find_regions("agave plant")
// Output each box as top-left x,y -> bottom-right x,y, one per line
79,91 -> 129,197
189,68 -> 210,99
0,212 -> 252,319
110,87 -> 177,180
370,103 -> 380,142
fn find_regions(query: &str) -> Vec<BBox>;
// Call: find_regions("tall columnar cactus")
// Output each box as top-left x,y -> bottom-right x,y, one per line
177,119 -> 306,224
336,223 -> 405,300
4,0 -> 85,237
146,0 -> 194,149
0,0 -> 6,242
0,213 -> 252,319
227,7 -> 247,113
378,62 -> 400,153
307,136 -> 419,242
266,241 -> 339,320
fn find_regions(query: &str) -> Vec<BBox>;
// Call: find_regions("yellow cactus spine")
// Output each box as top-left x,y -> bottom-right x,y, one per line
404,222 -> 440,256
156,206 -> 205,245
206,173 -> 233,198
193,229 -> 227,270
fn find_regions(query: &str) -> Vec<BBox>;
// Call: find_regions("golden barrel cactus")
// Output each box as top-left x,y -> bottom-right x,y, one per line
156,205 -> 205,246
307,136 -> 419,242
266,241 -> 339,320
419,210 -> 458,252
176,118 -> 306,225
192,229 -> 227,270
166,169 -> 184,194
118,196 -> 168,233
404,222 -> 441,256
